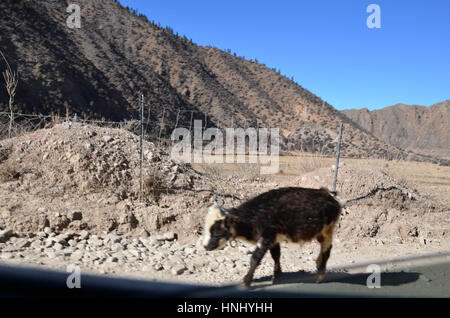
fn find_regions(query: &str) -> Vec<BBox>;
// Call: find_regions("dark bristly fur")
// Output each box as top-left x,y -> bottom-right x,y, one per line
203,187 -> 343,287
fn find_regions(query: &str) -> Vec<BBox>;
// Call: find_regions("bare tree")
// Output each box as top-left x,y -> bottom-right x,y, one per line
0,50 -> 19,138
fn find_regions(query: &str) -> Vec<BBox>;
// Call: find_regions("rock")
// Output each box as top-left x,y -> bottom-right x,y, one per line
44,227 -> 52,235
111,243 -> 124,252
54,237 -> 67,246
147,236 -> 160,246
168,255 -> 183,265
53,215 -> 71,231
18,239 -> 31,248
44,238 -> 55,248
70,251 -> 84,261
171,264 -> 186,275
184,247 -> 196,255
186,263 -> 196,273
408,226 -> 419,237
103,135 -> 113,143
46,252 -> 57,259
145,150 -> 159,162
132,238 -> 142,246
53,243 -> 64,251
155,232 -> 177,242
394,237 -> 403,244
69,220 -> 88,231
79,230 -> 90,241
0,229 -> 14,242
31,240 -> 41,248
1,252 -> 13,259
71,211 -> 83,221
106,256 -> 119,263
60,231 -> 77,241
87,238 -> 103,247
238,246 -> 250,254
209,261 -> 220,271
107,233 -> 121,244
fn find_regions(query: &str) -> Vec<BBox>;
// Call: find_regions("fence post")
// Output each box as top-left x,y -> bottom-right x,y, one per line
332,123 -> 344,192
140,93 -> 144,200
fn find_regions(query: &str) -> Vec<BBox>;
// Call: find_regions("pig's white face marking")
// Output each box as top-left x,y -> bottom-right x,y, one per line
203,205 -> 225,248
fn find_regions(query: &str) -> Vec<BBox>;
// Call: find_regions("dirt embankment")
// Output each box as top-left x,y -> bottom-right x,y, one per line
287,165 -> 449,245
0,123 -> 225,242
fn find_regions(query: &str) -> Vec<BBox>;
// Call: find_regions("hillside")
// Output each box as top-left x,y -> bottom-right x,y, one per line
342,101 -> 450,158
0,0 -> 431,160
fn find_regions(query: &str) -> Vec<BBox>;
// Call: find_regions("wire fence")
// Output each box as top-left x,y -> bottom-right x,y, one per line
0,107 -> 276,149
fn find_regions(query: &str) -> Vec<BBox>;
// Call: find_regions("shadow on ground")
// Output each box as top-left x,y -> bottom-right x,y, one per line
251,269 -> 421,289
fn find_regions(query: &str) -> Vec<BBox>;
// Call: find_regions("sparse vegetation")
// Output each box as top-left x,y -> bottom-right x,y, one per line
0,50 -> 19,138
297,152 -> 329,174
0,144 -> 11,164
143,168 -> 169,201
231,163 -> 262,182
0,162 -> 21,182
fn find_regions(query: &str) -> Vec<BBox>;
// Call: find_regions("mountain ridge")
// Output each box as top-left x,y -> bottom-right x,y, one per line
342,100 -> 450,158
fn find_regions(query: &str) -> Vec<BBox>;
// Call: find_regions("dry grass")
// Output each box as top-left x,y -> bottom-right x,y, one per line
143,168 -> 168,201
231,163 -> 262,181
194,153 -> 331,181
198,163 -> 223,179
44,113 -> 63,129
273,153 -> 334,179
296,153 -> 329,174
0,145 -> 11,164
191,154 -> 449,208
346,157 -> 450,187
0,162 -> 21,182
196,162 -> 261,182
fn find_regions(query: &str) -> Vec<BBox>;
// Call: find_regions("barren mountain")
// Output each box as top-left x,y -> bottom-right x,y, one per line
342,101 -> 450,158
0,0 -> 438,160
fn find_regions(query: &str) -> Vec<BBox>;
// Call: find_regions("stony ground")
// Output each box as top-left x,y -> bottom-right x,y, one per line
0,225 -> 448,286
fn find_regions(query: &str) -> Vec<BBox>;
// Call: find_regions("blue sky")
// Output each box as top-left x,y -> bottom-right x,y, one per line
118,0 -> 449,110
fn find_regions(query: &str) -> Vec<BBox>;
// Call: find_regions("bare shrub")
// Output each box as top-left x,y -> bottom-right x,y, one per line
44,112 -> 63,129
298,152 -> 328,174
0,162 -> 21,182
0,145 -> 12,164
0,50 -> 19,138
143,168 -> 168,201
